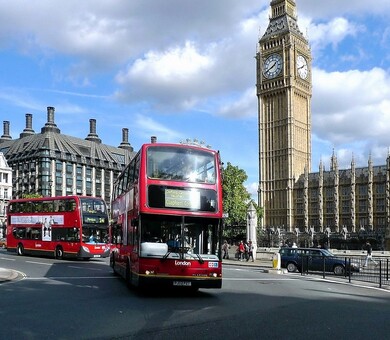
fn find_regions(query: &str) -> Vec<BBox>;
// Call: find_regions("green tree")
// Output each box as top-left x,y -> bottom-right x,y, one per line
222,162 -> 251,228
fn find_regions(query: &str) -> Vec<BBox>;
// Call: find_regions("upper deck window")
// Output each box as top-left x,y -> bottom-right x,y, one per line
147,146 -> 216,184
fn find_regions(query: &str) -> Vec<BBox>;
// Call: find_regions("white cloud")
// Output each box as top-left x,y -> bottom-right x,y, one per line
117,41 -> 214,84
246,182 -> 259,200
133,114 -> 183,142
312,67 -> 390,168
217,88 -> 257,119
309,17 -> 363,51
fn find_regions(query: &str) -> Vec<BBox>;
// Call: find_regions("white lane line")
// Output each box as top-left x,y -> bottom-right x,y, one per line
24,276 -> 117,280
223,278 -> 297,281
68,266 -> 103,271
0,257 -> 15,261
26,261 -> 52,266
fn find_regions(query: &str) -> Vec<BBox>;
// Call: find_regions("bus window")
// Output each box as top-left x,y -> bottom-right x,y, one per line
65,199 -> 76,212
13,228 -> 26,239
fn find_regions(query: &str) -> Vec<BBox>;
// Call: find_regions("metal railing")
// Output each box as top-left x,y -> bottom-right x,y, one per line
300,255 -> 390,288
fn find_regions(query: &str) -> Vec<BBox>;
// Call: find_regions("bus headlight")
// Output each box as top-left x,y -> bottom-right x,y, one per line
145,270 -> 155,275
82,246 -> 91,253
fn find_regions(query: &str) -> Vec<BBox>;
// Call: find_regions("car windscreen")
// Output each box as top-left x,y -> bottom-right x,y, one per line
321,249 -> 334,256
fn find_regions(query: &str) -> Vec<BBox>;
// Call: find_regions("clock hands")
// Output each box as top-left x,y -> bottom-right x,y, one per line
264,54 -> 282,78
267,61 -> 277,72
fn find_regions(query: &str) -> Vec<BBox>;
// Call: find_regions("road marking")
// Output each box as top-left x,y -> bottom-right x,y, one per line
301,275 -> 390,293
68,265 -> 103,271
26,261 -> 51,266
223,278 -> 297,281
24,276 -> 117,280
0,257 -> 15,261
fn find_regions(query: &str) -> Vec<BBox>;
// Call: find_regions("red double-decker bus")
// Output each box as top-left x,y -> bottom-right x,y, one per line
6,195 -> 110,259
110,140 -> 223,290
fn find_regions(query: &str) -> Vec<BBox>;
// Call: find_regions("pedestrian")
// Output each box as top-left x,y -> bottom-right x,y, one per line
363,241 -> 378,267
246,240 -> 254,262
222,240 -> 230,259
238,240 -> 245,261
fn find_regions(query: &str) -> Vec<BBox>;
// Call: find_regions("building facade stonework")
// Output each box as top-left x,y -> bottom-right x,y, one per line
257,0 -> 390,250
0,107 -> 135,208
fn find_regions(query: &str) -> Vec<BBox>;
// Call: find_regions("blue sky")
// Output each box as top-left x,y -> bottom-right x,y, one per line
1,0 -> 390,200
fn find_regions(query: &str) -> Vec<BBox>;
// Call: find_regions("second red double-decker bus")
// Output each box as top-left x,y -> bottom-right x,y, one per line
110,139 -> 223,290
6,195 -> 110,259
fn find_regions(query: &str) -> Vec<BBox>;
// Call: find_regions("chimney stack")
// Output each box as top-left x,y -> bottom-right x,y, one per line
20,113 -> 35,138
118,128 -> 133,151
151,136 -> 157,143
85,119 -> 102,143
0,121 -> 12,142
41,106 -> 60,133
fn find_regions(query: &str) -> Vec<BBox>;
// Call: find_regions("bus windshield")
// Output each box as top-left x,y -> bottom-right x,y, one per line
147,146 -> 216,184
140,214 -> 220,259
80,197 -> 109,244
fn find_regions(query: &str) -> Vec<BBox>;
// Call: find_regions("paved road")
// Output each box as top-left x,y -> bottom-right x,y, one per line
1,249 -> 390,339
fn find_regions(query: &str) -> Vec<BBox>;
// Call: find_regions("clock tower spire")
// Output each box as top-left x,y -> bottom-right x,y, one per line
256,0 -> 312,230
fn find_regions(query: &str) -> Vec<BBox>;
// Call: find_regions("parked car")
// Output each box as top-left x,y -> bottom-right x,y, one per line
279,247 -> 360,275
0,237 -> 6,249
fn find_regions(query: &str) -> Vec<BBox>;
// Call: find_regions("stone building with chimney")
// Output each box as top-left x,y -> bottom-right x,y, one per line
0,107 -> 135,208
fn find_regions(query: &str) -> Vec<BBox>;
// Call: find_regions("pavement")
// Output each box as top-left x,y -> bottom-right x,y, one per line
0,267 -> 21,283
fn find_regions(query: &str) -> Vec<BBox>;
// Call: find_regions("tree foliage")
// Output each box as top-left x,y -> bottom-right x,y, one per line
222,162 -> 251,227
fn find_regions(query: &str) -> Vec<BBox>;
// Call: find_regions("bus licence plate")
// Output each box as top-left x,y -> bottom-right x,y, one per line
173,281 -> 191,287
93,255 -> 101,258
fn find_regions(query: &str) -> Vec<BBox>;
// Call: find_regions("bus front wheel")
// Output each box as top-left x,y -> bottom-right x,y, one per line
17,243 -> 24,256
55,246 -> 64,260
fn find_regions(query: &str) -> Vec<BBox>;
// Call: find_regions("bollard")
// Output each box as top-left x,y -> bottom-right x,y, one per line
272,252 -> 281,270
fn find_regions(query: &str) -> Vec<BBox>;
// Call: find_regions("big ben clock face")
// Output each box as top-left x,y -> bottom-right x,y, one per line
263,54 -> 283,79
297,55 -> 308,79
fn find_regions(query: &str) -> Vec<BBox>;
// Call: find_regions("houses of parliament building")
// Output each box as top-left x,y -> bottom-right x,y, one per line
257,0 -> 390,249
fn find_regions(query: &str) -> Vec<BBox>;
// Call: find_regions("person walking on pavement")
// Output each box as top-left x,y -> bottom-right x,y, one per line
222,240 -> 230,259
363,241 -> 378,267
238,240 -> 245,261
246,240 -> 254,262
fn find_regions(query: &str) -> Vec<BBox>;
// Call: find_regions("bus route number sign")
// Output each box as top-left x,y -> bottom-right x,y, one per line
165,189 -> 200,209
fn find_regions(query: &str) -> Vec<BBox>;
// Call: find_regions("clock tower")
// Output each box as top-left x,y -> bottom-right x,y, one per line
256,0 -> 312,230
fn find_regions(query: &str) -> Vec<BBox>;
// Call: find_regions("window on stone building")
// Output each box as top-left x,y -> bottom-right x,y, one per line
341,200 -> 350,213
359,185 -> 367,196
376,184 -> 385,194
326,201 -> 333,214
376,198 -> 385,212
358,200 -> 367,213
